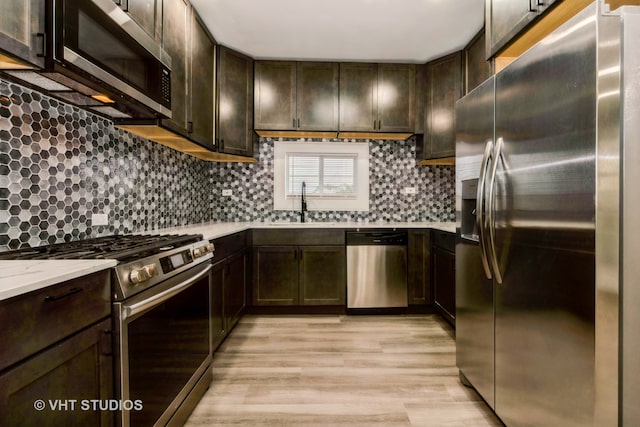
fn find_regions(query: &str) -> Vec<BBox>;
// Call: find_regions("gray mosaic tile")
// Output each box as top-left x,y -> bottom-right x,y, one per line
0,77 -> 454,252
0,78 -> 214,251
211,137 -> 455,223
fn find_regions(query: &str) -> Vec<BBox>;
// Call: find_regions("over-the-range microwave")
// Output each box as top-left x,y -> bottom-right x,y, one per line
2,0 -> 171,120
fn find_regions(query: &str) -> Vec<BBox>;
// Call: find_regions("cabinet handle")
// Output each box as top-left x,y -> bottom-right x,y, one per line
297,118 -> 300,128
299,249 -> 303,260
293,250 -> 297,260
293,118 -> 296,128
44,287 -> 82,302
188,121 -> 193,133
529,0 -> 538,11
101,329 -> 113,356
36,33 -> 46,58
220,139 -> 224,151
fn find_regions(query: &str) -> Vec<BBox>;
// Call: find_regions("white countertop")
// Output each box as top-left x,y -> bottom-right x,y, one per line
152,221 -> 456,240
0,259 -> 117,302
0,222 -> 454,301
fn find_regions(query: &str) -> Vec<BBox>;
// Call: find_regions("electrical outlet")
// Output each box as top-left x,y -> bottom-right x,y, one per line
92,213 -> 108,226
403,187 -> 417,195
222,189 -> 233,197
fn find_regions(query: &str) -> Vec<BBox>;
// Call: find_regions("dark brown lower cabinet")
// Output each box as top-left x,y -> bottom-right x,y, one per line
252,246 -> 299,305
408,230 -> 431,306
252,245 -> 346,306
433,245 -> 456,326
299,246 -> 346,305
224,250 -> 247,331
211,258 -> 226,350
0,318 -> 113,427
212,231 -> 248,341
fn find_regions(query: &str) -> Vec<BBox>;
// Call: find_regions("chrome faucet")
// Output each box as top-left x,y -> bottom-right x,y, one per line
300,181 -> 307,223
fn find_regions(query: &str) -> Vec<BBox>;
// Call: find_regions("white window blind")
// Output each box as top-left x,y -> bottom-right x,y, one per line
274,141 -> 369,212
286,154 -> 357,198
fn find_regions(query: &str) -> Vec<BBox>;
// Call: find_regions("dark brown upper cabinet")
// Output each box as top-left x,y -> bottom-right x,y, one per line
216,45 -> 256,157
485,0 -> 561,58
161,1 -> 215,148
116,0 -> 162,41
0,0 -> 45,69
465,28 -> 494,94
417,52 -> 463,162
339,63 -> 415,133
254,61 -> 339,131
188,11 -> 215,147
254,61 -> 296,130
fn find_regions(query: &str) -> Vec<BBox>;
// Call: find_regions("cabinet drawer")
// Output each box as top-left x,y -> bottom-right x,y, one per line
213,231 -> 247,260
0,271 -> 110,371
433,230 -> 455,252
252,229 -> 345,246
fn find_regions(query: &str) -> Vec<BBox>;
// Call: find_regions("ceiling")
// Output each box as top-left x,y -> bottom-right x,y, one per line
189,0 -> 485,64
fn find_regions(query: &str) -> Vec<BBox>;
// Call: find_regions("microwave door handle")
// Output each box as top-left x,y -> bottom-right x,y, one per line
122,263 -> 212,320
476,139 -> 494,280
487,137 -> 504,285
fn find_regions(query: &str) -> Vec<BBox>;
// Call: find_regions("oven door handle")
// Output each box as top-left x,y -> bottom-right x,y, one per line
122,263 -> 212,320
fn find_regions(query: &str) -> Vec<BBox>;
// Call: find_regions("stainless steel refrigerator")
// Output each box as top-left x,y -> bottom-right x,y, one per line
455,2 -> 640,426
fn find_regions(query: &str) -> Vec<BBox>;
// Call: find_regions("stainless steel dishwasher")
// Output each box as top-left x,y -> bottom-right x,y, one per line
346,231 -> 408,309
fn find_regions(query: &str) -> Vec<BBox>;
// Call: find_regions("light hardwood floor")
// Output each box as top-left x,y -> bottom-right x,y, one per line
185,314 -> 503,426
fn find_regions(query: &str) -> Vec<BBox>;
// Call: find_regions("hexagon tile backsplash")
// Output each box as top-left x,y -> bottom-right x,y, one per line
211,138 -> 455,223
0,78 -> 213,250
0,77 -> 454,252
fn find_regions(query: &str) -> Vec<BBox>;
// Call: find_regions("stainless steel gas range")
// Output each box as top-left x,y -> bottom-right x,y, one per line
0,234 -> 215,426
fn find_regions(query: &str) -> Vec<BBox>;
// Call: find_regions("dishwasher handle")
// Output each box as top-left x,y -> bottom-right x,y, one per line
346,232 -> 408,246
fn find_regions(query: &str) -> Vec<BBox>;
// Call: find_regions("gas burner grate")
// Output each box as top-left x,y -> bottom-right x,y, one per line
0,234 -> 203,261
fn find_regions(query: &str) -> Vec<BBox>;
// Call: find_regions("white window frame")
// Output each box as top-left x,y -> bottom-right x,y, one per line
274,141 -> 369,212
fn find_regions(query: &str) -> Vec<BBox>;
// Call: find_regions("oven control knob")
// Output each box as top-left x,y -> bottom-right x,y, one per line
205,243 -> 215,253
143,264 -> 158,279
129,264 -> 157,284
129,268 -> 149,284
192,247 -> 204,258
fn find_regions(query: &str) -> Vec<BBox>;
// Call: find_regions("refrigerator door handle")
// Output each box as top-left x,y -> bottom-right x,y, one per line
476,139 -> 494,280
487,137 -> 504,285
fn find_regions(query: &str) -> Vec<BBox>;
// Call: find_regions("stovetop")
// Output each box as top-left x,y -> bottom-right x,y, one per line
0,234 -> 204,263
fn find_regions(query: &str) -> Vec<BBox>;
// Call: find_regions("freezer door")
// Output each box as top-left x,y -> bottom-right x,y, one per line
493,5 -> 597,427
455,76 -> 495,409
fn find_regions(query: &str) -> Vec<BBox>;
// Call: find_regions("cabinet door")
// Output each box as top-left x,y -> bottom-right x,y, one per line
224,250 -> 247,331
0,0 -> 45,68
254,61 -> 296,130
423,52 -> 463,159
119,0 -> 162,40
486,0 -> 539,57
433,246 -> 456,326
465,29 -> 494,94
211,259 -> 226,351
408,230 -> 431,305
377,64 -> 415,132
299,246 -> 346,306
0,319 -> 113,427
161,0 -> 188,132
296,62 -> 339,131
339,63 -> 378,132
217,46 -> 255,157
252,246 -> 299,305
189,12 -> 215,147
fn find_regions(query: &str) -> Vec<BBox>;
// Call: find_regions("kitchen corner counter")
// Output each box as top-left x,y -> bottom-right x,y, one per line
152,221 -> 456,241
0,259 -> 118,301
